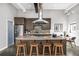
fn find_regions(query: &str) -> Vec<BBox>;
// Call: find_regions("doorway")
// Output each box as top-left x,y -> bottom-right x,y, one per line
8,21 -> 14,47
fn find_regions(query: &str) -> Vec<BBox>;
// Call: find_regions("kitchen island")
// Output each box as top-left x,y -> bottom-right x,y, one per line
16,35 -> 66,55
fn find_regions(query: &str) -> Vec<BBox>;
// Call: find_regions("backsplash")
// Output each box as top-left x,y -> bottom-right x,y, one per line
34,25 -> 42,33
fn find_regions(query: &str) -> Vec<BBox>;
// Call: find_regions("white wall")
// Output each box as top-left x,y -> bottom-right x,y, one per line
0,3 -> 17,51
66,4 -> 79,46
43,10 -> 67,35
16,10 -> 67,36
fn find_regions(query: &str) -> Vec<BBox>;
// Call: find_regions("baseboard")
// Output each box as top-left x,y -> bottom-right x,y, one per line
8,42 -> 14,47
0,46 -> 7,51
0,42 -> 14,51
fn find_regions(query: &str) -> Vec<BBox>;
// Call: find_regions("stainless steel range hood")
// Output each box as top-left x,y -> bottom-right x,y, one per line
33,3 -> 48,24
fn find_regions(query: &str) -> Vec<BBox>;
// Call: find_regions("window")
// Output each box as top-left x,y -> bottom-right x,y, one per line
54,23 -> 63,32
70,23 -> 77,33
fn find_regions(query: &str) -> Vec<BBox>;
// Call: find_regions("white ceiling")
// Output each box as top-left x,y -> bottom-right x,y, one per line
15,3 -> 76,9
12,3 -> 78,12
21,3 -> 34,9
42,3 -> 74,10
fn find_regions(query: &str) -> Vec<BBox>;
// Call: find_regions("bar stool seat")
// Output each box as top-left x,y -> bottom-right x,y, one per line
30,44 -> 38,46
43,43 -> 51,46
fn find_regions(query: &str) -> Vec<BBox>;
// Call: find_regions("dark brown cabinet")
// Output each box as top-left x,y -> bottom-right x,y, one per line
14,17 -> 51,32
25,18 -> 51,30
14,17 -> 24,25
42,18 -> 51,30
25,18 -> 35,31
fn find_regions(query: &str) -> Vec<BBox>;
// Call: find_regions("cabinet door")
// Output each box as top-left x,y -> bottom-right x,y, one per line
42,18 -> 51,30
26,19 -> 34,30
25,18 -> 51,30
14,17 -> 24,25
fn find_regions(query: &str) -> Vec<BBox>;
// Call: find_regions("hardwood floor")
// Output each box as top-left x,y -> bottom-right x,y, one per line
0,46 -> 16,56
67,45 -> 79,56
0,45 -> 79,56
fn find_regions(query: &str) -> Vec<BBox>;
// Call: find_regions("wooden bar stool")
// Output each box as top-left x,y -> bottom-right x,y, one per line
43,40 -> 51,55
16,40 -> 26,56
53,43 -> 64,56
30,40 -> 39,56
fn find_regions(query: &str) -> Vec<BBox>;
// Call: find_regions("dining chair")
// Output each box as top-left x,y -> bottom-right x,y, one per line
67,37 -> 76,48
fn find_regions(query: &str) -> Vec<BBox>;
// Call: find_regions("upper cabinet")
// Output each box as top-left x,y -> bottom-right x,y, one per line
42,18 -> 51,30
14,17 -> 24,25
25,18 -> 36,31
14,17 -> 51,31
25,18 -> 51,30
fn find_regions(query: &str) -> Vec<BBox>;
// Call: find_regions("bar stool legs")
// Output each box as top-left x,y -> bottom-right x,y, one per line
53,44 -> 64,56
30,45 -> 39,56
16,46 -> 19,56
43,46 -> 45,55
49,46 -> 51,55
30,46 -> 32,56
54,46 -> 57,55
16,45 -> 26,56
43,45 -> 51,56
37,47 -> 39,55
23,46 -> 26,56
